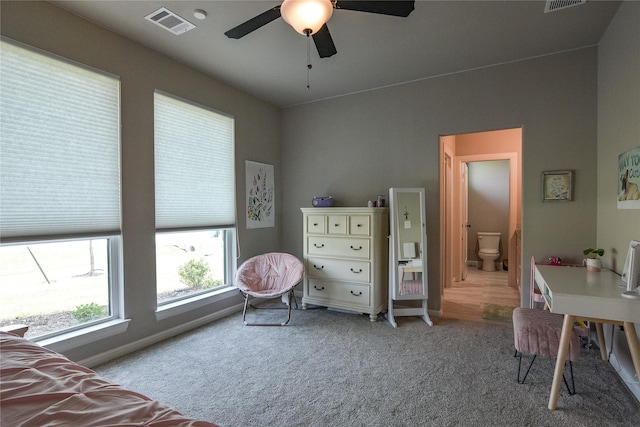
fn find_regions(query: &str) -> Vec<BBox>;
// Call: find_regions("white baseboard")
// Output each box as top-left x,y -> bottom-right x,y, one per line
78,303 -> 244,368
468,260 -> 504,271
429,309 -> 443,318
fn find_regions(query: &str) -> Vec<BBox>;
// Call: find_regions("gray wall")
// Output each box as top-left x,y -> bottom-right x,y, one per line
596,0 -> 640,399
597,0 -> 640,274
1,1 -> 282,361
468,160 -> 510,263
282,47 -> 599,311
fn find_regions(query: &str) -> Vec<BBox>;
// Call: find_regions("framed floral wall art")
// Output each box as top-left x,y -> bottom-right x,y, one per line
245,161 -> 275,228
542,170 -> 573,201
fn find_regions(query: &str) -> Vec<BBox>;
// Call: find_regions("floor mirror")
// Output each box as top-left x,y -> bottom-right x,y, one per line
387,187 -> 432,327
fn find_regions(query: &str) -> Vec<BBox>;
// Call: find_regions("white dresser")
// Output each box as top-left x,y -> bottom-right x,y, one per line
301,207 -> 389,321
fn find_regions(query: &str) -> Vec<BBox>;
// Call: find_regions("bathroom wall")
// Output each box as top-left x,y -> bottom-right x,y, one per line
468,160 -> 510,265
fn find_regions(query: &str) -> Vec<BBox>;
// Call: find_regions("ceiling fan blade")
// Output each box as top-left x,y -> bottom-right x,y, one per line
224,6 -> 282,39
335,1 -> 415,17
312,24 -> 337,58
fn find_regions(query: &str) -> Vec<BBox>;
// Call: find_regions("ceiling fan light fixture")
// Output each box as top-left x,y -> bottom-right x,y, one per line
281,0 -> 334,35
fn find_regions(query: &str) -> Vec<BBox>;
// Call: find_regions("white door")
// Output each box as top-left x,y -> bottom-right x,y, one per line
461,162 -> 469,280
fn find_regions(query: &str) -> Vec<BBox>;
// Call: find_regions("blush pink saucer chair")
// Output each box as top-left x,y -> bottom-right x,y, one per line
235,252 -> 304,326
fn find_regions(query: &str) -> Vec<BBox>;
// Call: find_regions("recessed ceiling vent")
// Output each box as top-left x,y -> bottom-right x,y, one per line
544,0 -> 587,13
145,7 -> 195,35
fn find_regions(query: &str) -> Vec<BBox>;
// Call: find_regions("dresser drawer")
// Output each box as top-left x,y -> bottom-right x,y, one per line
307,279 -> 371,306
349,215 -> 371,236
307,257 -> 371,283
307,237 -> 371,259
306,215 -> 326,234
327,215 -> 347,235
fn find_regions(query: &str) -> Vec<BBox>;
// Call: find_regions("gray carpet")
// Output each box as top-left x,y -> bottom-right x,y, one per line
95,306 -> 640,426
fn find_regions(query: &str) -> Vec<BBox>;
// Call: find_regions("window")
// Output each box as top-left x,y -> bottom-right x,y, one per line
0,239 -> 118,339
0,38 -> 121,339
154,92 -> 235,305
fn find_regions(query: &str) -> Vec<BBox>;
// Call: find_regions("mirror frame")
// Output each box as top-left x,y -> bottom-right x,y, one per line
389,187 -> 428,300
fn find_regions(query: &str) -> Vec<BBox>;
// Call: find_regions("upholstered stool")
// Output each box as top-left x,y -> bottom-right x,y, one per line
513,307 -> 581,394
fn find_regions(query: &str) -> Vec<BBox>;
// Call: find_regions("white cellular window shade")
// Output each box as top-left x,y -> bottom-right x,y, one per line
0,39 -> 121,241
154,92 -> 235,230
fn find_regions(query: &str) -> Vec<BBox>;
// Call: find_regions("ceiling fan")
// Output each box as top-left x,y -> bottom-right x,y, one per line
225,1 -> 415,58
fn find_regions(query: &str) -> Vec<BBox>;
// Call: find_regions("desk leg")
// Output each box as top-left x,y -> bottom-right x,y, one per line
548,314 -> 575,410
595,322 -> 607,361
623,322 -> 640,380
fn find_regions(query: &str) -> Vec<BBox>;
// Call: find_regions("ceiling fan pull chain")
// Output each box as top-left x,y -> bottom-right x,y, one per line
306,29 -> 312,90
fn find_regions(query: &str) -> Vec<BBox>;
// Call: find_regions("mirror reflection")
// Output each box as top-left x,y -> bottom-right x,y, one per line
388,187 -> 432,328
396,192 -> 422,264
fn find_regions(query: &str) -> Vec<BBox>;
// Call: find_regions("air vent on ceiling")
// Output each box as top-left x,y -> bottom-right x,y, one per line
145,7 -> 195,35
544,0 -> 587,13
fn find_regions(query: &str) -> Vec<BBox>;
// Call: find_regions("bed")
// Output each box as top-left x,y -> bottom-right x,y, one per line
0,330 -> 218,426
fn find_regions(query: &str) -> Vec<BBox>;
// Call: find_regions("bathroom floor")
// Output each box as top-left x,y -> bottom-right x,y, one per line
442,267 -> 520,323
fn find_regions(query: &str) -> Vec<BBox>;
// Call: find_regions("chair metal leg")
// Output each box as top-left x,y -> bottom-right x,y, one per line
242,293 -> 251,324
515,351 -> 576,395
562,361 -> 576,395
516,351 -> 537,384
241,290 -> 296,326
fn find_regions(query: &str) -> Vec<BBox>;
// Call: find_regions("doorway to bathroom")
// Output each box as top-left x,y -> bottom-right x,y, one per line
439,128 -> 522,322
466,160 -> 509,272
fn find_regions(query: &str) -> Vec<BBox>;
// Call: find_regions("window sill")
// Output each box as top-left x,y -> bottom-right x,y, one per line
36,318 -> 131,354
155,286 -> 239,321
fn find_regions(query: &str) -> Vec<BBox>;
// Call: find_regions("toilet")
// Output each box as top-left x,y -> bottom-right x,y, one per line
477,232 -> 501,272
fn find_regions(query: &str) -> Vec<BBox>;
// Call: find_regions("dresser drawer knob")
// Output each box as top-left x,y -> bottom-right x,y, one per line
350,245 -> 362,250
350,268 -> 363,273
314,285 -> 325,291
350,290 -> 363,296
314,243 -> 325,248
357,224 -> 362,227
334,223 -> 340,227
313,264 -> 324,270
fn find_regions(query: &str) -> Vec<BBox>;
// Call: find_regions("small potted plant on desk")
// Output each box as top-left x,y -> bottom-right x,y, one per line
583,247 -> 604,272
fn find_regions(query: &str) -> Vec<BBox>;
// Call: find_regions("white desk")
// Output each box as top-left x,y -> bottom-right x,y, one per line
534,265 -> 640,410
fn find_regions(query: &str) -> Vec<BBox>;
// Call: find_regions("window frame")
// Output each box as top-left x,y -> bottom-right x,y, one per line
0,235 -> 126,346
155,227 -> 236,308
152,90 -> 237,310
155,228 -> 237,320
0,37 -> 125,343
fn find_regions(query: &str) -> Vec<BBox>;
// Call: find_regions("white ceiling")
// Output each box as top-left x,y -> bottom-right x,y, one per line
52,1 -> 622,108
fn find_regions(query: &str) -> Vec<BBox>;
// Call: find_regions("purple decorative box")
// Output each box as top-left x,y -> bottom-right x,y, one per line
312,196 -> 334,207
